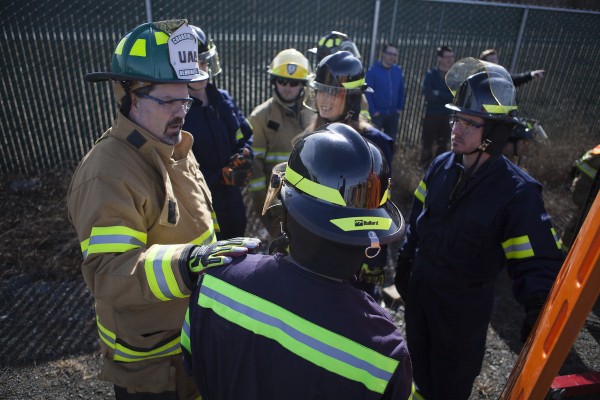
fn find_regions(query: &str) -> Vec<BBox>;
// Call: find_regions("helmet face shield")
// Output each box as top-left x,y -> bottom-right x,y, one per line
338,40 -> 362,60
445,57 -> 518,120
303,81 -> 348,115
198,43 -> 222,77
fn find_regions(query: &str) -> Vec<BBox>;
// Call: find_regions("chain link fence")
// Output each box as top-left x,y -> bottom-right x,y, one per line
1,0 -> 599,174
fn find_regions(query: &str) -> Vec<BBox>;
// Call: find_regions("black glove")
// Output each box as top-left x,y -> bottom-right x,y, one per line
358,263 -> 385,286
222,149 -> 253,187
394,253 -> 413,301
520,294 -> 546,343
187,237 -> 262,275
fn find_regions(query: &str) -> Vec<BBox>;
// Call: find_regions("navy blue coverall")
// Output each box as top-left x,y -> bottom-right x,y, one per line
181,253 -> 413,400
398,152 -> 563,400
182,83 -> 253,239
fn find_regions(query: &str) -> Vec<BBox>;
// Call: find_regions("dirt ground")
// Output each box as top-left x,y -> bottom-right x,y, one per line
1,150 -> 599,399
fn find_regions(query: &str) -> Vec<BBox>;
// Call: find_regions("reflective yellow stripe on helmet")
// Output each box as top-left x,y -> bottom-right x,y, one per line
330,216 -> 393,232
342,77 -> 366,89
129,39 -> 147,57
285,165 -> 346,206
502,235 -> 534,259
154,31 -> 169,45
114,37 -> 127,55
482,104 -> 517,114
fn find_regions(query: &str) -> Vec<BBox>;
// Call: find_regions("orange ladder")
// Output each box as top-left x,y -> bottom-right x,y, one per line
500,191 -> 600,399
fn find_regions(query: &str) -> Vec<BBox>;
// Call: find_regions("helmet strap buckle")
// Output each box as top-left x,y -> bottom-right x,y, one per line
478,138 -> 492,152
365,231 -> 381,259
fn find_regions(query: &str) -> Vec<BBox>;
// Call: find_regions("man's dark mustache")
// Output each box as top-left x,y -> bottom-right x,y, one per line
168,117 -> 184,126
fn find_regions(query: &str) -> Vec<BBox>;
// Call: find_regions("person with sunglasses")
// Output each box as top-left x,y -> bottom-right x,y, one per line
67,20 -> 261,399
183,25 -> 254,240
395,58 -> 563,400
248,48 -> 314,240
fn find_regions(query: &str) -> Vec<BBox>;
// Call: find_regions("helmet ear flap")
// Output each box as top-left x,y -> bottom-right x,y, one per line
482,120 -> 516,155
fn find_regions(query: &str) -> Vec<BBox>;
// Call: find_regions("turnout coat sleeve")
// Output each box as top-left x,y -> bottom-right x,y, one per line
67,113 -> 216,372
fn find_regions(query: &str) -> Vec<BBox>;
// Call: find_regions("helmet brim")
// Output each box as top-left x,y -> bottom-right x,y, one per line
281,184 -> 405,247
85,70 -> 209,84
445,103 -> 523,125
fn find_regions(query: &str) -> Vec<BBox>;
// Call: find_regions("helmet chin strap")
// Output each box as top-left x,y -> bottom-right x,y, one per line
449,147 -> 485,205
268,208 -> 290,256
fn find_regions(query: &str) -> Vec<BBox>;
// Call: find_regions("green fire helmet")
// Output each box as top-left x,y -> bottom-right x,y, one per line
279,123 -> 404,247
445,57 -> 519,123
85,19 -> 208,84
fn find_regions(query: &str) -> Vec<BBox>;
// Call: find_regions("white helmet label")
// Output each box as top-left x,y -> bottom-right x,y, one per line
168,24 -> 200,80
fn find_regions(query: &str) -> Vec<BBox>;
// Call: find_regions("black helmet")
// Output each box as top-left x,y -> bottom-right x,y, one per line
304,51 -> 370,121
308,31 -> 362,63
445,57 -> 522,155
446,57 -> 519,121
190,25 -> 222,77
280,123 -> 404,248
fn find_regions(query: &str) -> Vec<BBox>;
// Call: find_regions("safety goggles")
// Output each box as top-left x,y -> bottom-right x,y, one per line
137,94 -> 194,114
276,78 -> 301,87
449,114 -> 485,130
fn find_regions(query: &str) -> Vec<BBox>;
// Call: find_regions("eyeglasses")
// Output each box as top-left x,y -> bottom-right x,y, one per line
383,51 -> 399,57
276,78 -> 301,87
450,115 -> 485,130
137,94 -> 194,113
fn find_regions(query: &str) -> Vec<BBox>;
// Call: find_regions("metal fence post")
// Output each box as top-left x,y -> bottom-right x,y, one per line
145,0 -> 153,23
509,6 -> 529,73
369,0 -> 381,67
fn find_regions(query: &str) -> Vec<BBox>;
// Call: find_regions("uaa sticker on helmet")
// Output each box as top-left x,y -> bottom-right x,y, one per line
168,24 -> 201,80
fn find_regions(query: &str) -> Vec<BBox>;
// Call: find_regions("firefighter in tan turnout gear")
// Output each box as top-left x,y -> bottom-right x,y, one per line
67,19 -> 260,399
248,48 -> 314,239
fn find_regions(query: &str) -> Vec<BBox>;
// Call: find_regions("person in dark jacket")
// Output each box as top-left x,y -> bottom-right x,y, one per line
480,48 -> 545,87
299,50 -> 394,298
183,25 -> 254,240
395,58 -> 563,400
365,42 -> 405,139
419,45 -> 455,168
182,122 -> 412,400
